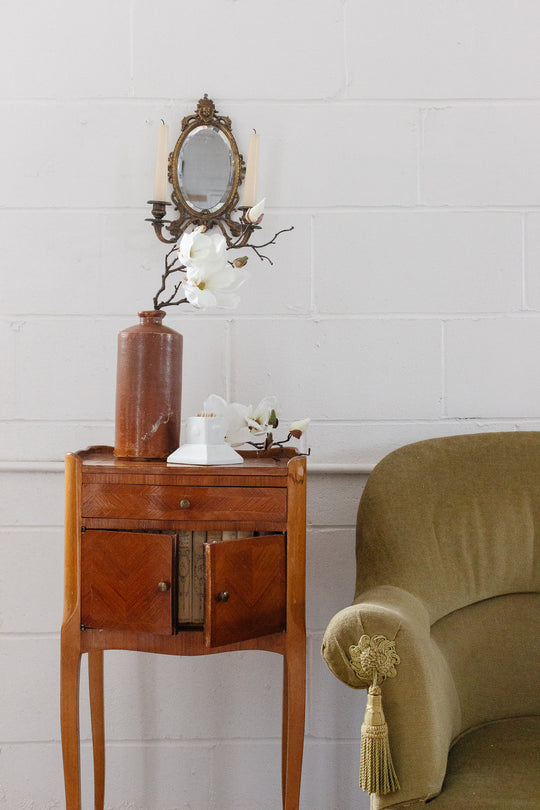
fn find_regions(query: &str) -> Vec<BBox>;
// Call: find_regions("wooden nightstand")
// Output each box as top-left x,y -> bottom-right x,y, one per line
60,446 -> 306,810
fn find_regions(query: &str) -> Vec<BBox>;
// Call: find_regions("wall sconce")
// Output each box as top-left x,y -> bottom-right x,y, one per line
146,95 -> 281,250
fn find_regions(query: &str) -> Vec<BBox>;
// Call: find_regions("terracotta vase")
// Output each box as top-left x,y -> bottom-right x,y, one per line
114,310 -> 183,460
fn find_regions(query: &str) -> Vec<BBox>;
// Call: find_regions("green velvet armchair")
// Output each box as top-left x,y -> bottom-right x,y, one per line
322,432 -> 540,808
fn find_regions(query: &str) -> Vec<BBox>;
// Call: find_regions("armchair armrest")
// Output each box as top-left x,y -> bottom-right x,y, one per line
322,586 -> 461,808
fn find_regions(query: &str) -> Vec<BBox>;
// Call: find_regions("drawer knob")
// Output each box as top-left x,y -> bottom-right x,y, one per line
217,591 -> 230,602
157,581 -> 170,592
180,498 -> 191,509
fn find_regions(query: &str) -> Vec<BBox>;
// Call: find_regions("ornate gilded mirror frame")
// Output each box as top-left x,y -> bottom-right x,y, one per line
155,96 -> 246,245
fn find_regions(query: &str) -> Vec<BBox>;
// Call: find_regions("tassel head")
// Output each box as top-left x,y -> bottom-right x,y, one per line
363,685 -> 385,727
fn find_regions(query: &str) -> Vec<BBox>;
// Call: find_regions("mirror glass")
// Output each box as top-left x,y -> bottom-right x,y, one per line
178,125 -> 235,213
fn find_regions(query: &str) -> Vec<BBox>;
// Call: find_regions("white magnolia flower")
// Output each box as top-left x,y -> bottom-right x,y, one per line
203,394 -> 251,446
178,226 -> 226,270
203,394 -> 279,447
177,226 -> 248,310
246,396 -> 278,436
183,260 -> 248,310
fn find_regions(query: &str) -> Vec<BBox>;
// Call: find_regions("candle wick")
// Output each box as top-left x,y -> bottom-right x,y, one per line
252,128 -> 257,134
161,119 -> 165,126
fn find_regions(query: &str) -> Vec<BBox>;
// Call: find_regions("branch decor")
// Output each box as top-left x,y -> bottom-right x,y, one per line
152,207 -> 292,311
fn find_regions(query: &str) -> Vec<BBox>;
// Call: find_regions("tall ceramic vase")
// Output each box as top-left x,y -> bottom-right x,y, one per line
114,310 -> 183,460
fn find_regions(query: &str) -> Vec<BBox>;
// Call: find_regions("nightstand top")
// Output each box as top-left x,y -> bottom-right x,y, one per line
72,445 -> 303,481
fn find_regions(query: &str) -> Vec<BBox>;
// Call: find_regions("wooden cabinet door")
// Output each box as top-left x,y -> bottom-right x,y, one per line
81,530 -> 175,635
204,534 -> 286,647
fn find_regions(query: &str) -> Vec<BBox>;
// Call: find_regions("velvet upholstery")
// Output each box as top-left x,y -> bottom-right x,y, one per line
321,432 -> 540,808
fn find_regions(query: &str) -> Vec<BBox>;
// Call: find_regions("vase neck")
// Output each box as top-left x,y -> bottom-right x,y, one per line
138,310 -> 166,325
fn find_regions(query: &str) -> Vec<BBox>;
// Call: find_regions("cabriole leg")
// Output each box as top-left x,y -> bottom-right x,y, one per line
60,633 -> 82,810
89,649 -> 105,810
282,640 -> 306,810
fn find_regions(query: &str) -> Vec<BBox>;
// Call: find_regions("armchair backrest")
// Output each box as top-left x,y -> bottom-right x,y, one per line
355,432 -> 540,624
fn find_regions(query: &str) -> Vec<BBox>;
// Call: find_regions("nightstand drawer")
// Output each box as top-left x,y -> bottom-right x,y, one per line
82,483 -> 287,523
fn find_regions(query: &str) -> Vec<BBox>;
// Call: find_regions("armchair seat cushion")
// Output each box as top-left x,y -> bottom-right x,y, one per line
425,715 -> 540,809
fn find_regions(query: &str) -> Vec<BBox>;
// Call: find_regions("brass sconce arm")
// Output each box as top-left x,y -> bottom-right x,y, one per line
145,201 -> 177,245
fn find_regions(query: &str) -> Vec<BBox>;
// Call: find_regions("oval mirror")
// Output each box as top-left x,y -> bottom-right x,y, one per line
178,126 -> 235,214
168,96 -> 245,243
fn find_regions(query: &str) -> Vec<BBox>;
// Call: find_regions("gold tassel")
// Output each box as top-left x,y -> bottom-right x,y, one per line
360,683 -> 400,795
349,635 -> 401,796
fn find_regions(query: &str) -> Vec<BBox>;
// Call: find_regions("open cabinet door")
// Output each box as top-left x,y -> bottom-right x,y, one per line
204,534 -> 286,647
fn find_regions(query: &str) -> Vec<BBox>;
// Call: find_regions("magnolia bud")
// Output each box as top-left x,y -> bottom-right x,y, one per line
247,198 -> 266,224
233,256 -> 249,268
289,418 -> 310,438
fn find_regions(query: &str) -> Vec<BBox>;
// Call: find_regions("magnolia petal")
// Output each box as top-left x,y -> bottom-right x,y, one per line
177,234 -> 192,266
184,284 -> 217,309
251,396 -> 279,424
187,252 -> 226,275
203,394 -> 228,417
225,402 -> 249,431
202,262 -> 235,284
200,395 -> 252,446
222,401 -> 250,445
184,264 -> 203,285
209,265 -> 249,293
226,425 -> 253,447
209,232 -> 227,259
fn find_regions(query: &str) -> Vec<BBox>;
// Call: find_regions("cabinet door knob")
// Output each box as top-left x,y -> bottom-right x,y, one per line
180,498 -> 191,509
217,591 -> 230,602
157,581 -> 170,592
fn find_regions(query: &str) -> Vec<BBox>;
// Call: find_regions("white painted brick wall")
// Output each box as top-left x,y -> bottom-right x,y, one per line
1,0 -> 539,808
421,105 -> 540,207
346,0 -> 540,99
314,212 -> 523,314
232,317 -> 443,420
